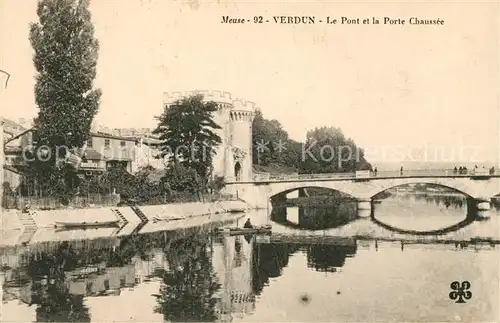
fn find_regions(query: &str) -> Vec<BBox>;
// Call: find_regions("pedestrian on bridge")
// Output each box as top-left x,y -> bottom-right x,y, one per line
400,167 -> 403,176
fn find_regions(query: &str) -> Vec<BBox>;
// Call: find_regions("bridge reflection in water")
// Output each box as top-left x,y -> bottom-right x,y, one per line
270,201 -> 358,231
268,192 -> 497,237
0,215 -> 498,322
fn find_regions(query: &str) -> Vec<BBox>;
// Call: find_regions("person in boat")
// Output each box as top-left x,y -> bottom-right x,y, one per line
243,218 -> 253,229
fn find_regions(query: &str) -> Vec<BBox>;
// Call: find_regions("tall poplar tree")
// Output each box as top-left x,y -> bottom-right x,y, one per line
28,0 -> 101,201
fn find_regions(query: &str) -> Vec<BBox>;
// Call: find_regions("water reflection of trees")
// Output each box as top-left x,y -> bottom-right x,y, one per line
15,221 -> 363,322
153,233 -> 221,322
491,198 -> 500,210
270,203 -> 357,230
410,194 -> 466,209
19,222 -> 231,322
251,243 -> 299,295
306,244 -> 357,272
27,242 -> 90,322
251,241 -> 358,294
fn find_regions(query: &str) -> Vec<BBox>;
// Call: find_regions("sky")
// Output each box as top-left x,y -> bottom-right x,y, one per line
0,0 -> 499,164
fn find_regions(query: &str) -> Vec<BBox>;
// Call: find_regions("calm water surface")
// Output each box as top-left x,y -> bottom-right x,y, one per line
1,194 -> 499,322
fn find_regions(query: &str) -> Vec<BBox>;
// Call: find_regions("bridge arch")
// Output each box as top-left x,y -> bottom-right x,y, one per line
368,181 -> 472,199
265,177 -> 493,201
371,213 -> 476,236
269,185 -> 355,200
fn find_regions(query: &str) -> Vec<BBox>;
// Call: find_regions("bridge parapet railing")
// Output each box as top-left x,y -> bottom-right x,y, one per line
250,168 -> 499,183
268,173 -> 298,181
253,173 -> 270,181
374,169 -> 453,177
376,169 -> 475,177
263,172 -> 357,181
372,169 -> 498,177
297,173 -> 355,180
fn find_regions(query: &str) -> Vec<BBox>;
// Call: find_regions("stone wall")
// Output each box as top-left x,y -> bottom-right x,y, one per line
0,200 -> 249,247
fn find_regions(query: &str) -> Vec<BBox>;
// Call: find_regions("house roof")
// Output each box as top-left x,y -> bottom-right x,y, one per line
91,131 -> 137,142
138,136 -> 163,145
4,146 -> 22,153
1,117 -> 28,131
82,148 -> 106,161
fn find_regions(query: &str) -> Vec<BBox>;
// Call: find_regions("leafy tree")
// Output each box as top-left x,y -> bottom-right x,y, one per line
161,163 -> 202,195
93,165 -> 166,203
300,126 -> 371,173
30,0 -> 101,150
153,94 -> 222,184
99,165 -> 136,198
252,109 -> 290,166
252,111 -> 372,175
135,165 -> 157,180
27,0 -> 101,201
24,157 -> 83,204
77,173 -> 103,195
207,175 -> 225,194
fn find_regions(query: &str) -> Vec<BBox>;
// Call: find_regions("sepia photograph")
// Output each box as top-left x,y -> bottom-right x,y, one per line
0,0 -> 499,322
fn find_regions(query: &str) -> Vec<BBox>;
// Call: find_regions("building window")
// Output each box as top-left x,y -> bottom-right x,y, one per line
87,138 -> 93,147
104,139 -> 110,149
120,141 -> 126,147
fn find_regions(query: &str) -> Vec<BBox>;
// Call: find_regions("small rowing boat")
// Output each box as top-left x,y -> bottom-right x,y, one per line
152,216 -> 186,223
54,220 -> 120,229
226,207 -> 247,213
216,225 -> 272,236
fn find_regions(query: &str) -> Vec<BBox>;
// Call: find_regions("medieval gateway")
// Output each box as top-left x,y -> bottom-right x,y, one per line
162,90 -> 256,182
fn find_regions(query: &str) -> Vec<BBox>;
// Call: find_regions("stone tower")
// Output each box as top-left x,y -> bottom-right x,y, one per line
162,90 -> 256,182
228,100 -> 255,182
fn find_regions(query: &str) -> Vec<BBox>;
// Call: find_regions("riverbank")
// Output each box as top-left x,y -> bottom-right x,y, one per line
0,200 -> 249,247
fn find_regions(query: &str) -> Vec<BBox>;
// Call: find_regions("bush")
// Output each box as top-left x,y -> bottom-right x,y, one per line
161,164 -> 203,194
207,175 -> 225,193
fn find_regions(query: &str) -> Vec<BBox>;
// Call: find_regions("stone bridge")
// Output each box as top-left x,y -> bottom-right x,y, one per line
223,170 -> 500,215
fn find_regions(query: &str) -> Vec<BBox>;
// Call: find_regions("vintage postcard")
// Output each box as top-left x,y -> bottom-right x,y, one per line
0,0 -> 499,322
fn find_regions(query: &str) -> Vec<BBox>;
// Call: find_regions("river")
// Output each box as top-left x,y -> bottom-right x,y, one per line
1,193 -> 499,322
